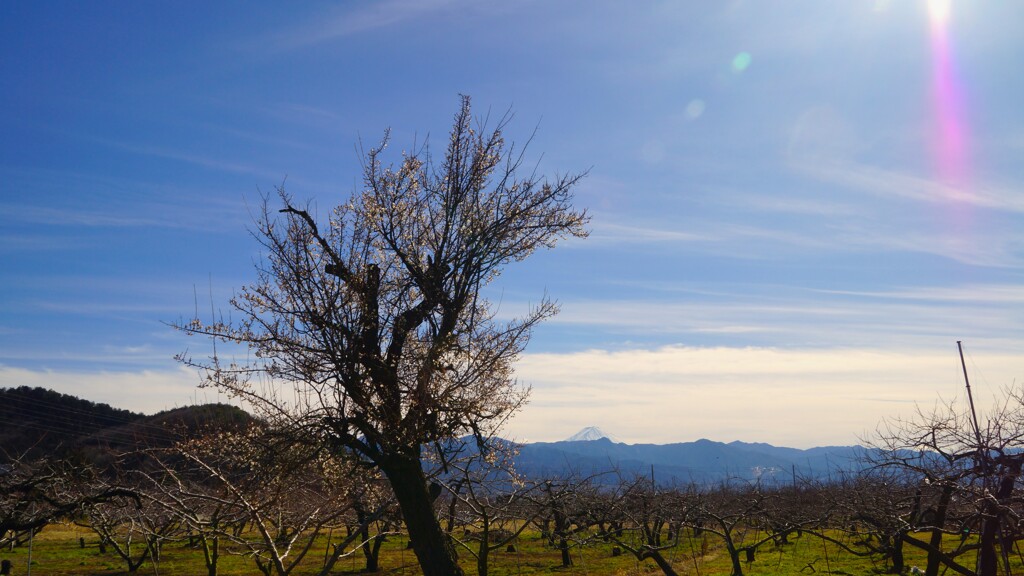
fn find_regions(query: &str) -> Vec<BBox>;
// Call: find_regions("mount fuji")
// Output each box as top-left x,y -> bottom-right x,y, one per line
563,426 -> 620,443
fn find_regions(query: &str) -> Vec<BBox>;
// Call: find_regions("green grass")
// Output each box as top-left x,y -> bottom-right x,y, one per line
0,524 -> 999,576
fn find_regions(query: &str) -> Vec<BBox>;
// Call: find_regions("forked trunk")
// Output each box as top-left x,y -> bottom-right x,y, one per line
724,540 -> 743,576
640,549 -> 680,576
355,504 -> 382,572
889,533 -> 904,574
381,454 -> 464,576
201,535 -> 219,576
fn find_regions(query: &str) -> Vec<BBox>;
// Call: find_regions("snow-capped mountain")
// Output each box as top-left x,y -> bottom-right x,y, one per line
564,426 -> 620,443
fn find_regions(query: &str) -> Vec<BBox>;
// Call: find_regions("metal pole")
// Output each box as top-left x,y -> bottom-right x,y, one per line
957,341 -> 984,450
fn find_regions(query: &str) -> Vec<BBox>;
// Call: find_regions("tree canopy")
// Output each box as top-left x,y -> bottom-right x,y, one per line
177,96 -> 588,576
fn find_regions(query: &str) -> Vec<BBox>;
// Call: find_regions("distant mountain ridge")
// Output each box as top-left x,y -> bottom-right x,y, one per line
2,388 -> 866,483
514,431 -> 866,484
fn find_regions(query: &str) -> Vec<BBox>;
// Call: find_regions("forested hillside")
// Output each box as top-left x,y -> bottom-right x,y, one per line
0,386 -> 143,460
0,386 -> 251,463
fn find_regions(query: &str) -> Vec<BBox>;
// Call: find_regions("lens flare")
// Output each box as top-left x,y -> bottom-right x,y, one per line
686,99 -> 706,119
732,52 -> 752,72
928,0 -> 951,25
928,0 -> 973,233
930,0 -> 966,186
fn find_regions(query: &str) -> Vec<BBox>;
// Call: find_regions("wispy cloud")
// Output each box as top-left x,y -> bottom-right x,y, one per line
0,342 -> 182,370
797,159 -> 1024,215
586,184 -> 1024,268
1,166 -> 251,231
0,365 -> 212,414
195,121 -> 326,154
713,189 -> 862,218
514,279 -> 1024,352
835,225 -> 1024,268
2,203 -> 195,230
586,218 -> 845,254
83,137 -> 340,198
588,221 -> 711,244
817,284 -> 1024,304
507,345 -> 1024,447
0,234 -> 93,252
90,138 -> 285,183
5,345 -> 1017,450
29,299 -> 186,316
265,0 -> 464,51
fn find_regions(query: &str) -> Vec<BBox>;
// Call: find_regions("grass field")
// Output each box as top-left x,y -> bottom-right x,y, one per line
1,523 -> 978,576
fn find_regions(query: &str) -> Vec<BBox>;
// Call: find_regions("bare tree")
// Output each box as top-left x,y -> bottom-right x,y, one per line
176,95 -> 587,576
817,471 -> 921,574
595,474 -> 685,576
135,444 -> 251,576
683,479 -> 791,576
344,473 -> 398,573
531,472 -> 601,568
440,440 -> 541,576
78,493 -> 178,574
164,426 -> 387,576
0,457 -> 138,548
865,385 -> 1024,576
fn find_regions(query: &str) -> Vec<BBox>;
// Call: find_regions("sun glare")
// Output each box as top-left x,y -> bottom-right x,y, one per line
928,0 -> 951,26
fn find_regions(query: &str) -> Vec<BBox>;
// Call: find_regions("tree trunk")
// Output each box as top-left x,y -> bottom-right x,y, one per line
363,536 -> 381,573
925,485 -> 953,576
477,541 -> 489,576
355,505 -> 381,573
725,540 -> 743,576
552,508 -> 572,567
476,515 -> 491,576
976,459 -> 1021,576
202,535 -> 219,576
889,533 -> 904,574
978,501 -> 999,576
640,549 -> 680,576
558,536 -> 572,567
381,454 -> 464,576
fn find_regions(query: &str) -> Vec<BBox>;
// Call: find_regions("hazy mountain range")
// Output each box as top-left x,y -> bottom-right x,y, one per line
512,426 -> 867,484
2,388 -> 867,483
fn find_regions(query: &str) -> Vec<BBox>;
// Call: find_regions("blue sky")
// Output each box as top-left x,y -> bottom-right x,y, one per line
4,1 -> 1024,447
